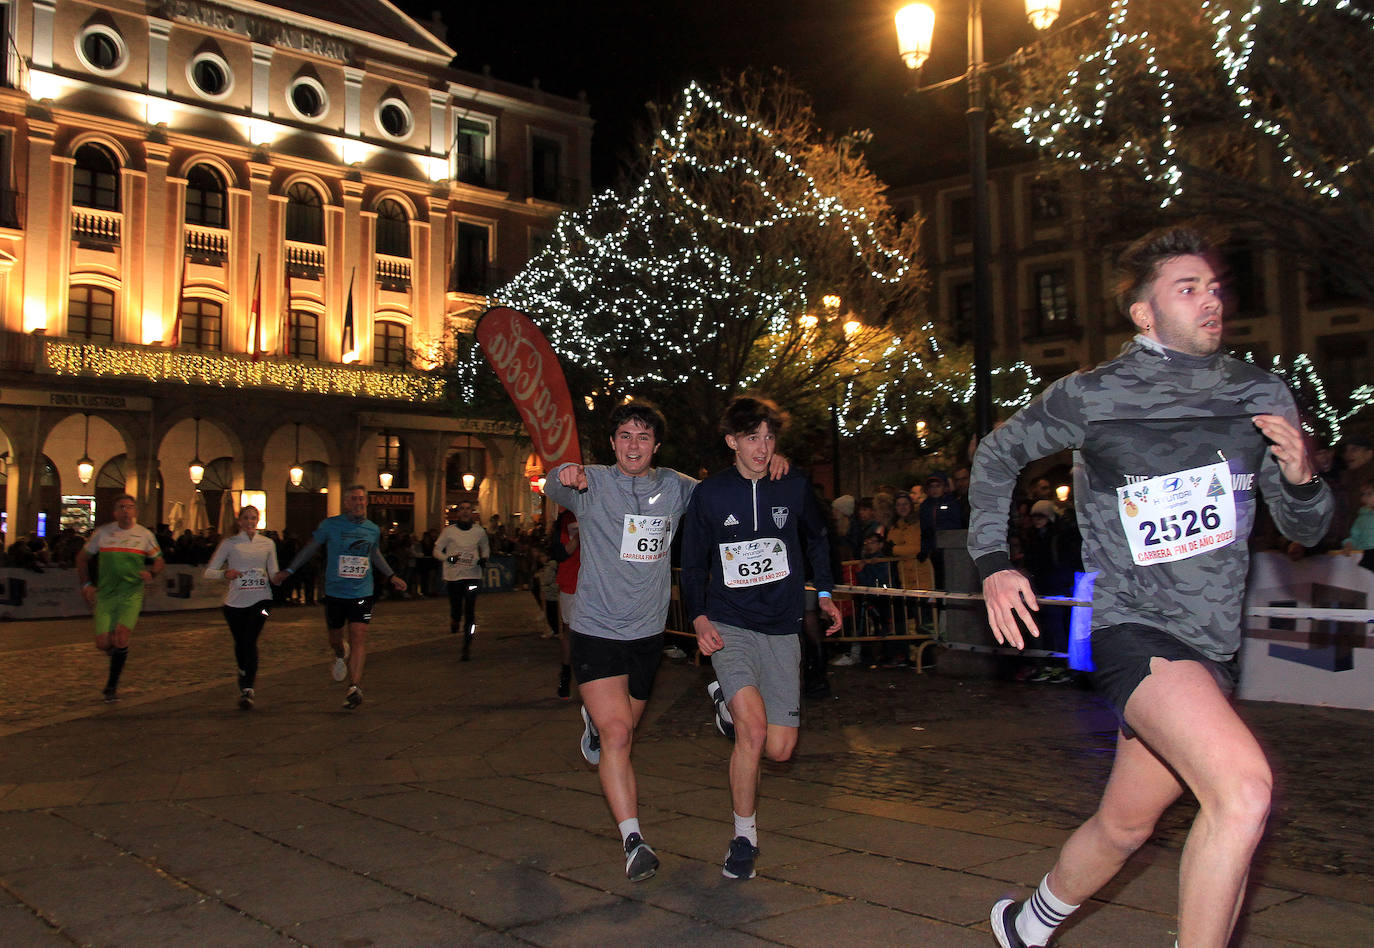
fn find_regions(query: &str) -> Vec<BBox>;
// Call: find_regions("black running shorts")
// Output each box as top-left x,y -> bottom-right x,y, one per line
324,596 -> 374,629
1090,622 -> 1238,736
570,630 -> 664,700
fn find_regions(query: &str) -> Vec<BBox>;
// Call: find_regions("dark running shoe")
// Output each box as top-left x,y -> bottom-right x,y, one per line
990,898 -> 1028,948
722,836 -> 759,880
344,685 -> 363,710
102,688 -> 119,704
579,704 -> 600,765
623,833 -> 659,882
238,688 -> 255,711
707,680 -> 735,739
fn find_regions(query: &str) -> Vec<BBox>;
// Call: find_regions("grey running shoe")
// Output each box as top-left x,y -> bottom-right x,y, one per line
990,898 -> 1028,948
344,685 -> 363,709
331,656 -> 347,682
707,680 -> 735,739
722,836 -> 759,880
623,833 -> 659,882
579,704 -> 600,765
238,688 -> 255,710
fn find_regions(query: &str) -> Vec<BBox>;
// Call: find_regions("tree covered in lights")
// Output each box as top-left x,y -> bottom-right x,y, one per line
995,0 -> 1374,303
463,74 -> 1038,473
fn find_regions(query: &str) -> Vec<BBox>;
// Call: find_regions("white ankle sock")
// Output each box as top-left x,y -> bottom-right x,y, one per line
618,818 -> 642,844
1016,875 -> 1079,947
733,811 -> 757,846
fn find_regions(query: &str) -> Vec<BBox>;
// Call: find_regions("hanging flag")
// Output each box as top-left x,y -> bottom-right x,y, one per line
248,254 -> 263,361
168,254 -> 188,347
281,264 -> 292,358
341,269 -> 357,362
475,306 -> 582,471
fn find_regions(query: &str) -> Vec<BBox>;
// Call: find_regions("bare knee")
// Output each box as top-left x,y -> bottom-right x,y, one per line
1092,809 -> 1158,857
597,718 -> 635,755
764,729 -> 797,762
1204,767 -> 1272,835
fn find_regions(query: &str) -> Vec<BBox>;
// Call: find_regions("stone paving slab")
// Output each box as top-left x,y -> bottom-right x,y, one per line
0,592 -> 1369,946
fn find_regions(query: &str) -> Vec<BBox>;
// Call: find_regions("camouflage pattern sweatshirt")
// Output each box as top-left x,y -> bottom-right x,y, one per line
968,338 -> 1333,661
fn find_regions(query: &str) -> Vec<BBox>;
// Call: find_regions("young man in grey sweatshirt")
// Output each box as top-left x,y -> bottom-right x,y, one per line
970,227 -> 1332,948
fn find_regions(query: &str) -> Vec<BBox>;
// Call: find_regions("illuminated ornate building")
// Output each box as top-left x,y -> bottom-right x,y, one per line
0,0 -> 591,543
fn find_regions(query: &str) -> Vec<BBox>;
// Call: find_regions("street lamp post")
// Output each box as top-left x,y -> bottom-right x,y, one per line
895,1 -> 1059,436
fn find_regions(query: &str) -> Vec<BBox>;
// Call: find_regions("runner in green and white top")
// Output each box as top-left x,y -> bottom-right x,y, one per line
76,494 -> 164,703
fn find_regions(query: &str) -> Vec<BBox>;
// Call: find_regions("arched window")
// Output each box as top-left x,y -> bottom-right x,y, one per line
288,311 -> 318,361
179,298 -> 222,351
185,164 -> 226,228
376,431 -> 408,489
373,320 -> 407,369
68,285 -> 115,342
284,182 -> 324,244
73,143 -> 119,210
375,199 -> 410,258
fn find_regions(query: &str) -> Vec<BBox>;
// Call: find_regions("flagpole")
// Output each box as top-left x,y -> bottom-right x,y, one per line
248,253 -> 263,361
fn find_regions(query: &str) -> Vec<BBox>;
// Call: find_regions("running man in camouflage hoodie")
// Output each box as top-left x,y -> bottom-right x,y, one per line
969,227 -> 1332,948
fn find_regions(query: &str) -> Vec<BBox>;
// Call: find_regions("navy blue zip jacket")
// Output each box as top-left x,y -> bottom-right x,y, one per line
680,467 -> 834,636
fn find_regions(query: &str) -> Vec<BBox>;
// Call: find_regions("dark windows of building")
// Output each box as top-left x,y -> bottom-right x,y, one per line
78,26 -> 125,73
948,194 -> 973,244
179,298 -> 223,351
375,199 -> 410,258
1033,267 -> 1074,333
1221,242 -> 1263,317
288,77 -> 327,120
288,311 -> 318,361
376,431 -> 408,488
455,222 -> 492,293
455,119 -> 494,186
374,320 -> 407,369
530,135 -> 563,202
185,164 -> 226,228
378,98 -> 412,139
285,182 -> 324,244
190,53 -> 230,97
72,143 -> 119,210
1029,179 -> 1063,225
952,281 -> 974,346
68,285 -> 115,342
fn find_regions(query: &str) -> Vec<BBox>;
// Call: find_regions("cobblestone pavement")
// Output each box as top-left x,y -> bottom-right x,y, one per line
0,593 -> 1369,947
0,595 -> 474,735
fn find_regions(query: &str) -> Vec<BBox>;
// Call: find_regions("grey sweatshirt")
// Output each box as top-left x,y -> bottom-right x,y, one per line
544,463 -> 698,641
968,338 -> 1333,661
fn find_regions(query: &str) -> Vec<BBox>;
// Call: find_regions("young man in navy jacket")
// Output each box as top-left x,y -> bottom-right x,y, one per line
681,396 -> 841,880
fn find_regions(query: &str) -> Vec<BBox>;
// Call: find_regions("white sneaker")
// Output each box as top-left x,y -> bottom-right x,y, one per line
829,653 -> 858,666
331,656 -> 347,682
664,645 -> 688,659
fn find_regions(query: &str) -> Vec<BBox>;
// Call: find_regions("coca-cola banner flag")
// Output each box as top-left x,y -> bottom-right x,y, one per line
475,306 -> 582,470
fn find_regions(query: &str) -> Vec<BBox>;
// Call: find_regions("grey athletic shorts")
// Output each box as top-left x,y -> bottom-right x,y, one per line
711,621 -> 802,728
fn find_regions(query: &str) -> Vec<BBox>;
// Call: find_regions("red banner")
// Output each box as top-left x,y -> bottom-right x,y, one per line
475,306 -> 582,470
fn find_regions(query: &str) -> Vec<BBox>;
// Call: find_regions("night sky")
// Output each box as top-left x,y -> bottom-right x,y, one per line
405,0 -> 1063,190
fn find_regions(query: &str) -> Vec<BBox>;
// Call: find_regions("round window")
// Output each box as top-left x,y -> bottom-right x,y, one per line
77,26 -> 127,75
378,100 -> 412,140
288,77 -> 328,121
189,53 -> 232,99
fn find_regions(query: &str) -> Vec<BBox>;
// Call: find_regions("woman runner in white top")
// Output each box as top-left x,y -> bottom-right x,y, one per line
204,506 -> 280,709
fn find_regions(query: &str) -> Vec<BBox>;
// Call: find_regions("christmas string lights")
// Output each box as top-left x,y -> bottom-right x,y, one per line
1011,0 -> 1373,207
472,79 -> 1038,438
1238,349 -> 1374,445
